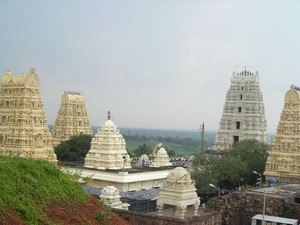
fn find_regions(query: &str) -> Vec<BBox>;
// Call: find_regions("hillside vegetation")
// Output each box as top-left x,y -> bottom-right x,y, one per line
0,157 -> 128,225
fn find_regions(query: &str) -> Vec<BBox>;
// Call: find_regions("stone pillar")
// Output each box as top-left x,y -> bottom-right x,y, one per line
157,203 -> 164,216
177,204 -> 187,220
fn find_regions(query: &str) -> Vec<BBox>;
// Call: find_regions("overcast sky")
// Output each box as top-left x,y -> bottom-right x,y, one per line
1,1 -> 300,132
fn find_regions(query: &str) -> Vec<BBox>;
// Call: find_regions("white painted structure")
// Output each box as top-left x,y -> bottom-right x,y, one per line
100,186 -> 130,210
84,112 -> 131,169
251,214 -> 298,225
212,69 -> 269,152
157,167 -> 200,219
150,147 -> 172,167
64,167 -> 171,192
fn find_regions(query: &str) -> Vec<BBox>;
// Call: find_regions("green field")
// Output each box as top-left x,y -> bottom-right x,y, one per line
125,138 -> 201,157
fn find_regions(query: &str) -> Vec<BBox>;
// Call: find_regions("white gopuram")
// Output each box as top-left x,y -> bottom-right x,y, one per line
264,85 -> 300,183
84,111 -> 131,170
150,146 -> 172,167
52,91 -> 93,146
0,68 -> 57,162
157,167 -> 200,219
100,186 -> 130,210
212,69 -> 269,152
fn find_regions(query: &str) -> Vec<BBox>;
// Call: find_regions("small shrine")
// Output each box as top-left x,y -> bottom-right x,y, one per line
150,145 -> 172,167
100,186 -> 130,210
138,154 -> 150,167
84,111 -> 131,170
157,167 -> 200,219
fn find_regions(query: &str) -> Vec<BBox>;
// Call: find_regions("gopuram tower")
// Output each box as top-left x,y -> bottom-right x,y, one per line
84,111 -> 131,170
0,68 -> 57,162
265,85 -> 300,182
211,69 -> 269,153
52,91 -> 92,146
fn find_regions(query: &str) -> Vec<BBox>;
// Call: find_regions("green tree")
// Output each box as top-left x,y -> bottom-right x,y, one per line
133,144 -> 152,157
211,156 -> 248,189
54,134 -> 93,162
230,139 -> 270,183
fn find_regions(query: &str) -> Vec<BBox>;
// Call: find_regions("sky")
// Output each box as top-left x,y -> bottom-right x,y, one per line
1,0 -> 300,132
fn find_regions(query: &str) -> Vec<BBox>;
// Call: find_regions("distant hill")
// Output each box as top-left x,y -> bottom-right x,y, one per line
0,157 -> 128,225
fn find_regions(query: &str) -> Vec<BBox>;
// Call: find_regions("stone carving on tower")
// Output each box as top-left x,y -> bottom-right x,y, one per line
211,69 -> 269,152
84,111 -> 131,169
157,167 -> 200,219
0,68 -> 57,162
52,91 -> 92,146
264,85 -> 300,182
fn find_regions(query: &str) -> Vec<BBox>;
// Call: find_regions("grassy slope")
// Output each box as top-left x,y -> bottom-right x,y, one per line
0,157 -> 128,225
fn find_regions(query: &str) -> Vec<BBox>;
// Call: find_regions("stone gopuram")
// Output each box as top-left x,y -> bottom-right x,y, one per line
0,68 -> 57,162
211,69 -> 269,152
84,112 -> 131,170
265,85 -> 300,183
157,167 -> 200,219
52,91 -> 92,146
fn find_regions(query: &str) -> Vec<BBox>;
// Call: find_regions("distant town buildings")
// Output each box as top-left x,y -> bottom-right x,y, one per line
211,69 -> 269,152
0,68 -> 57,162
84,111 -> 131,170
52,91 -> 92,146
265,85 -> 300,182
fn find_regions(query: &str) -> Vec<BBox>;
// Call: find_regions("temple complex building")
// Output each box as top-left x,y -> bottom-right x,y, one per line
52,91 -> 92,146
265,85 -> 300,183
0,68 -> 57,162
84,111 -> 131,170
211,69 -> 269,152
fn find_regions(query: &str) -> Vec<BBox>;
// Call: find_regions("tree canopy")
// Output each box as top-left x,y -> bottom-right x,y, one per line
192,139 -> 270,201
54,134 -> 93,162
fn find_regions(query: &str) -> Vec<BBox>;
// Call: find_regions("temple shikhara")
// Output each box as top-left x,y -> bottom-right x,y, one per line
0,68 -> 57,162
84,111 -> 131,169
264,85 -> 300,182
211,69 -> 269,152
51,91 -> 92,146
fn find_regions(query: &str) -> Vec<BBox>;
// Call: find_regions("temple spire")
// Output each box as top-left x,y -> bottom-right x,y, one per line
107,111 -> 111,120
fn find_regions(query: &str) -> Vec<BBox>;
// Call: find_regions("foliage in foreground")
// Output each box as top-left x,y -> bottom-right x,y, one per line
0,157 -> 88,224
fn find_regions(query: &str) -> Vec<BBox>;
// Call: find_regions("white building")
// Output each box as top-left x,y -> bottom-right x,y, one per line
212,69 -> 269,152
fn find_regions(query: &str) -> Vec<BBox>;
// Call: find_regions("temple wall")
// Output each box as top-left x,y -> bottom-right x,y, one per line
112,209 -> 221,225
213,191 -> 300,225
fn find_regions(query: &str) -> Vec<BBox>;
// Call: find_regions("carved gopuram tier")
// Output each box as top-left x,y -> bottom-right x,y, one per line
265,85 -> 300,183
0,68 -> 57,162
52,91 -> 92,146
211,70 -> 269,152
84,112 -> 131,170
